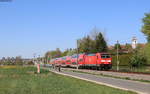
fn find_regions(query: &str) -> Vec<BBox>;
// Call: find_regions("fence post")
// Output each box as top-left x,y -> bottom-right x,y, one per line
37,64 -> 40,73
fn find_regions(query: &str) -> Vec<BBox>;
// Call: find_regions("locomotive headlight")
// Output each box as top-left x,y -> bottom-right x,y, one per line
101,60 -> 106,62
106,60 -> 111,62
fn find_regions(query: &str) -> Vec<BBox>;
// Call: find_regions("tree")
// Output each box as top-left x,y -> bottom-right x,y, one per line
125,43 -> 132,50
67,49 -> 77,56
15,56 -> 23,65
142,12 -> 150,42
95,32 -> 108,52
45,51 -> 51,63
11,57 -> 15,65
45,48 -> 62,62
124,43 -> 132,52
89,27 -> 99,40
78,38 -> 85,53
78,27 -> 108,53
4,57 -> 12,65
78,35 -> 93,53
61,49 -> 69,56
142,43 -> 150,65
55,48 -> 62,57
27,61 -> 34,65
0,57 -> 6,65
84,35 -> 93,53
130,51 -> 147,68
114,43 -> 121,50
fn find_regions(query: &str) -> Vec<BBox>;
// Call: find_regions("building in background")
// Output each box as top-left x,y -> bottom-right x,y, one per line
132,37 -> 137,49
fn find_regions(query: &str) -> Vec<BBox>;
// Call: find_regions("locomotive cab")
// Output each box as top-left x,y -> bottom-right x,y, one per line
96,53 -> 112,70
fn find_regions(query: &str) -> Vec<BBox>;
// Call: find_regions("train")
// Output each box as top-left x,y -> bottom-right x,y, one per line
50,53 -> 112,70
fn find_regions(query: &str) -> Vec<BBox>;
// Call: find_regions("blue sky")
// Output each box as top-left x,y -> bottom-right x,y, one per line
0,0 -> 150,58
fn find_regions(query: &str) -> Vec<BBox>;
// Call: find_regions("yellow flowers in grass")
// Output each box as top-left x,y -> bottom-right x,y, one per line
0,66 -> 18,69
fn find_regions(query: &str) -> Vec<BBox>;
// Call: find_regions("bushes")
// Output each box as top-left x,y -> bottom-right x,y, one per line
129,52 -> 147,68
112,53 -> 133,66
112,43 -> 149,68
128,43 -> 150,68
143,43 -> 150,65
129,43 -> 150,68
112,52 -> 147,68
27,61 -> 34,65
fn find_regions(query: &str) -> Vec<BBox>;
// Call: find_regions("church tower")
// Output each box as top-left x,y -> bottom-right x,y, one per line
132,37 -> 137,49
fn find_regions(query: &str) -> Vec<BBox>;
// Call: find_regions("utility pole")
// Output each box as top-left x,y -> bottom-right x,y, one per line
116,40 -> 119,71
33,53 -> 36,65
47,55 -> 49,64
37,55 -> 40,73
77,40 -> 79,70
38,55 -> 40,64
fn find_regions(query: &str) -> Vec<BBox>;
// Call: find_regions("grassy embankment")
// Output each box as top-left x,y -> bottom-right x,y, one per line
0,66 -> 136,94
112,54 -> 150,73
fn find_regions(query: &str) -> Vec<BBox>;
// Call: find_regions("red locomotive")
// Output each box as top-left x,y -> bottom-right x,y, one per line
50,53 -> 112,70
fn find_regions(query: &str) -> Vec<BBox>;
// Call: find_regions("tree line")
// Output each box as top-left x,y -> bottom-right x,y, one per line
0,56 -> 34,65
44,28 -> 108,61
77,28 -> 107,53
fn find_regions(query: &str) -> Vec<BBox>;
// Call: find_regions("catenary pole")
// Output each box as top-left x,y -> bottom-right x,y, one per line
117,40 -> 119,71
77,40 -> 79,69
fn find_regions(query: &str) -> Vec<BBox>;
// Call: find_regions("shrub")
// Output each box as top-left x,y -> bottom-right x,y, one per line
143,43 -> 150,65
129,51 -> 147,68
112,53 -> 133,66
27,61 -> 34,65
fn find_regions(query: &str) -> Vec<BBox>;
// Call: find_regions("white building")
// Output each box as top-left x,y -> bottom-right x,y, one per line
132,37 -> 137,49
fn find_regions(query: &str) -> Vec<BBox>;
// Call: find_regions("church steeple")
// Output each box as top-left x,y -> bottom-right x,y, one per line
132,37 -> 137,49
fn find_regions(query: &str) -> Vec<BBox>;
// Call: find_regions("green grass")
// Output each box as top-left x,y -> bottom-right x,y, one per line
0,66 -> 136,94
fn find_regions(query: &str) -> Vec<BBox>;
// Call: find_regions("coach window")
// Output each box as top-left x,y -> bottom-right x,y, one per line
72,62 -> 77,65
88,54 -> 96,56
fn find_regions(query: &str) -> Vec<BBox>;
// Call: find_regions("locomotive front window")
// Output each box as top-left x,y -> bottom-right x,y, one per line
106,55 -> 110,58
101,54 -> 110,58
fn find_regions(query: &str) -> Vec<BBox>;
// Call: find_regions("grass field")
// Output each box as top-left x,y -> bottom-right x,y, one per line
0,66 -> 136,94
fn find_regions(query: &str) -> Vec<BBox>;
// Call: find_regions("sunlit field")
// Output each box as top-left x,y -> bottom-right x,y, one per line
0,66 -> 136,94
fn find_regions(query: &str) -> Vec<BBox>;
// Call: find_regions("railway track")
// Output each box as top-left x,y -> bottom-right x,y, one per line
62,67 -> 150,81
106,70 -> 150,75
62,67 -> 150,75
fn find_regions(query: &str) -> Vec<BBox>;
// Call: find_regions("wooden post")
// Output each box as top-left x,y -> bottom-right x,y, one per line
37,64 -> 40,73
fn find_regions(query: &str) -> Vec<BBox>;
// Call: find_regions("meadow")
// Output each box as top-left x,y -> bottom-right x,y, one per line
0,66 -> 136,94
